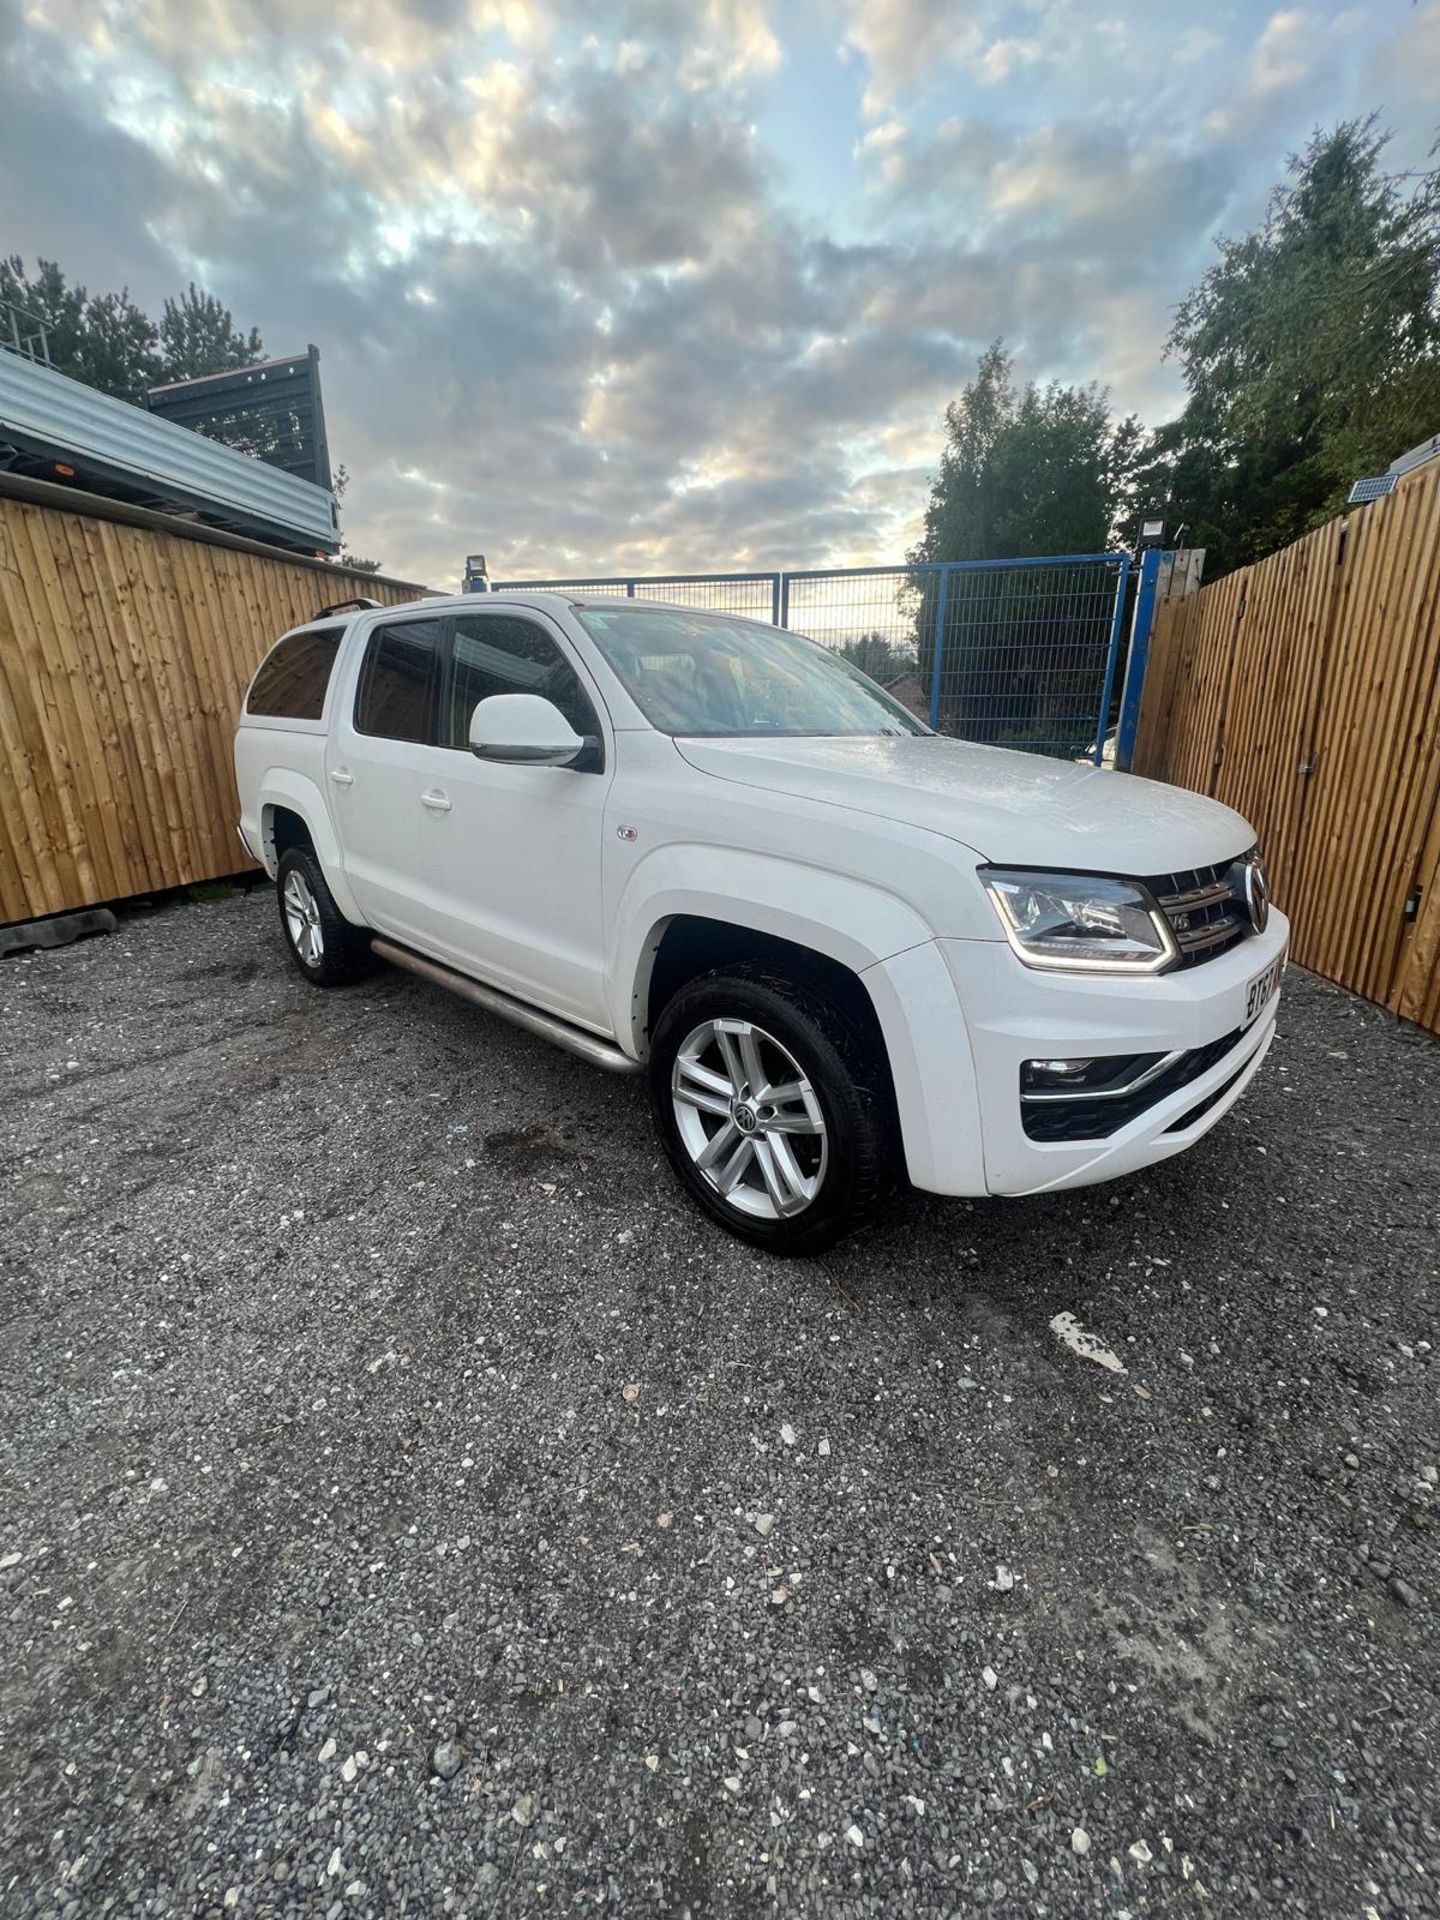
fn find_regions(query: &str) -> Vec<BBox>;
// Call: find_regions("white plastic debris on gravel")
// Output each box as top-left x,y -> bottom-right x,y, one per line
1050,1310 -> 1128,1374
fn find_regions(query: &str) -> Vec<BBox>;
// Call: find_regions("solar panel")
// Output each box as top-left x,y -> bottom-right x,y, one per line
1347,474 -> 1398,505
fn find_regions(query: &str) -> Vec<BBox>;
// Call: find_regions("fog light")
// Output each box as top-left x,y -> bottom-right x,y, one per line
1022,1051 -> 1166,1100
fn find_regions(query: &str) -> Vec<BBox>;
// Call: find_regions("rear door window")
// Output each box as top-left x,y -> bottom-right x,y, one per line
354,618 -> 446,742
246,626 -> 343,719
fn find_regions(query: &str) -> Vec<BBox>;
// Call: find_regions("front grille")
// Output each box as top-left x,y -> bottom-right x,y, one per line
1148,855 -> 1254,970
1021,1025 -> 1245,1142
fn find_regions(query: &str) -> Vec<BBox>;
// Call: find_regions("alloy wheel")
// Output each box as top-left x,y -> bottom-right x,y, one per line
283,870 -> 324,967
670,1017 -> 828,1219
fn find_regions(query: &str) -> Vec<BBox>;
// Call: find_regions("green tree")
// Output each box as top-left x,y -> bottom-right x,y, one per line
1145,119 -> 1440,574
2,256 -> 269,398
152,285 -> 269,463
910,341 -> 1143,566
158,283 -> 265,381
73,287 -> 163,398
907,344 -> 1141,745
837,632 -> 916,683
1,255 -> 160,397
0,256 -> 87,368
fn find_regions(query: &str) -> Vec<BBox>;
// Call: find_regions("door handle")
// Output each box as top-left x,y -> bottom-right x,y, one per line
329,768 -> 354,787
420,789 -> 452,813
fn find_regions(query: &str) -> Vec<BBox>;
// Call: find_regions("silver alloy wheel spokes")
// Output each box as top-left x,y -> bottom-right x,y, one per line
283,870 -> 324,967
671,1017 -> 828,1220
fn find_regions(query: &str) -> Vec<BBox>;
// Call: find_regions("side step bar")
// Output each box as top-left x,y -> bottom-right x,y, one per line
370,937 -> 642,1076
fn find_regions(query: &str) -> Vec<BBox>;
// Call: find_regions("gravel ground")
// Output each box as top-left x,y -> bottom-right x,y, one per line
2,886 -> 1438,1920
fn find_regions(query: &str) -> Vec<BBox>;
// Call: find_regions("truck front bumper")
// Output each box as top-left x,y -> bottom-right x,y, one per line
863,911 -> 1289,1199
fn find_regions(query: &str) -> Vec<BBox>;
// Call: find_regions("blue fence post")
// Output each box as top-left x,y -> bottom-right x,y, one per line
1114,548 -> 1166,772
927,566 -> 950,730
1091,554 -> 1131,766
779,572 -> 790,630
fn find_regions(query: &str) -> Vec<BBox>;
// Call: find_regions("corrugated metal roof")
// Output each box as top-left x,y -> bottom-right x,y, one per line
0,349 -> 338,551
0,472 -> 430,592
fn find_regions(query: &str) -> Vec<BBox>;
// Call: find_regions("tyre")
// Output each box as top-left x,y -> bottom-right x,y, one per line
648,963 -> 897,1255
275,846 -> 374,987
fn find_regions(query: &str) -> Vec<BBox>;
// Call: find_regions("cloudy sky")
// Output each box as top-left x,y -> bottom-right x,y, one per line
2,0 -> 1437,587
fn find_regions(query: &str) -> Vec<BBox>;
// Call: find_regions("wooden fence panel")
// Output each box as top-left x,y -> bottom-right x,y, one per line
1131,588 -> 1197,787
1210,516 -> 1342,904
1396,800 -> 1440,1031
1133,466 -> 1440,1038
1304,476 -> 1440,1003
1156,568 -> 1246,798
0,490 -> 422,925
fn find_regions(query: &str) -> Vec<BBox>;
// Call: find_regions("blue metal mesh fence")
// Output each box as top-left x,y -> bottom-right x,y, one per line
780,568 -> 929,692
485,556 -> 1130,760
934,558 -> 1128,757
784,557 -> 1128,757
492,572 -> 781,623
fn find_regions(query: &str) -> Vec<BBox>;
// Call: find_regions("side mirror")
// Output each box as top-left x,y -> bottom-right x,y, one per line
468,693 -> 589,767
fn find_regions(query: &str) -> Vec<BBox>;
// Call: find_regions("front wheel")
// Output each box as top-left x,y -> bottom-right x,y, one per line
648,966 -> 897,1255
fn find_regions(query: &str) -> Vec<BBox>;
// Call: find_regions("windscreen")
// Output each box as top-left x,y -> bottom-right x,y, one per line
574,606 -> 929,739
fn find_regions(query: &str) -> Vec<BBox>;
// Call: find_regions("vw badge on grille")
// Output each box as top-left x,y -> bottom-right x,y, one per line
1243,858 -> 1270,933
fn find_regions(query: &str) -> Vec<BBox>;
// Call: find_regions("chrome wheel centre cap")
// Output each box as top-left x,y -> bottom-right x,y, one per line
731,1100 -> 759,1135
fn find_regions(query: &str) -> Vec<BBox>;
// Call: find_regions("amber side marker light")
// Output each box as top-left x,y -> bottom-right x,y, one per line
52,462 -> 76,478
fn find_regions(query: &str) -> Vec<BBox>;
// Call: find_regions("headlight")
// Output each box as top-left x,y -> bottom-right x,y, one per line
981,868 -> 1178,974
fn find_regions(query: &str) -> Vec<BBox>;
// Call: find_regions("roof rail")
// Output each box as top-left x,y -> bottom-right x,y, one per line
314,596 -> 384,618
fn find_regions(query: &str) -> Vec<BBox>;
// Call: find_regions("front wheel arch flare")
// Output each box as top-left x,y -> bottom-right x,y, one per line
643,915 -> 899,1121
610,848 -> 933,1054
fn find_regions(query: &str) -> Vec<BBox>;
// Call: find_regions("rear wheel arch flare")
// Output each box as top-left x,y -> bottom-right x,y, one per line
264,802 -> 315,866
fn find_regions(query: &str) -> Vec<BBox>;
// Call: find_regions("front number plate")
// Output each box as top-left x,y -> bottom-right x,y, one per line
1244,948 -> 1286,1027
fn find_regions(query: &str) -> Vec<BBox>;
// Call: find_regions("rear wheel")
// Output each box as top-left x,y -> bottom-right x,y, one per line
648,965 -> 896,1255
276,846 -> 373,987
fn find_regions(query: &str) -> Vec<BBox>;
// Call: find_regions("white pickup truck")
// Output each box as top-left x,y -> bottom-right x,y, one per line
235,591 -> 1288,1253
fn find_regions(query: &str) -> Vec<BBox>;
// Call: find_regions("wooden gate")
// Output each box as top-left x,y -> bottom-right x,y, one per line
1133,466 -> 1440,1037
